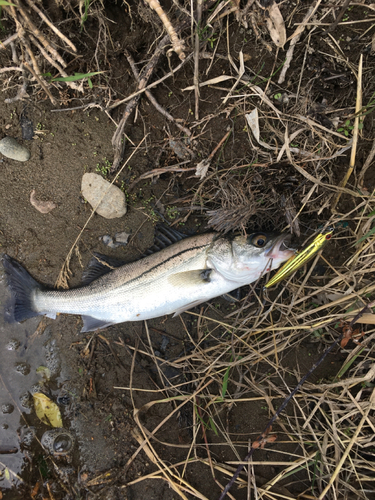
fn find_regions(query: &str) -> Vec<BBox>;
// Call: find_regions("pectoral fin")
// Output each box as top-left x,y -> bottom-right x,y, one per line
168,269 -> 212,287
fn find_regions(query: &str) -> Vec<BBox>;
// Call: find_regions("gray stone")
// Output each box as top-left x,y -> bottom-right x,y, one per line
81,173 -> 126,219
0,136 -> 30,161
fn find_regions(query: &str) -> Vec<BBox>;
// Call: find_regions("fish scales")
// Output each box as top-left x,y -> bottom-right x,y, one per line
2,230 -> 295,332
34,234 -> 215,321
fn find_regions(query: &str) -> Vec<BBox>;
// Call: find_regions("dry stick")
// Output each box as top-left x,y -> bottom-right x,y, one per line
128,162 -> 195,190
0,66 -> 23,73
28,34 -> 81,91
124,50 -> 191,137
278,4 -> 317,84
0,32 -> 19,49
13,0 -> 66,67
107,54 -> 192,112
217,301 -> 374,500
8,5 -> 57,105
55,136 -> 146,288
110,35 -> 171,172
144,0 -> 185,60
331,54 -> 363,212
24,0 -> 77,52
23,61 -> 57,105
110,0 -> 217,171
326,0 -> 352,32
194,0 -> 202,119
319,388 -> 375,499
357,137 -> 375,188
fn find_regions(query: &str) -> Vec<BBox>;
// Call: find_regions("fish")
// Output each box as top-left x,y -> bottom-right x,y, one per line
2,229 -> 295,333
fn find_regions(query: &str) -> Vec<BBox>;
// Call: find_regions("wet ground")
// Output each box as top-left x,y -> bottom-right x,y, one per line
1,0 -> 375,499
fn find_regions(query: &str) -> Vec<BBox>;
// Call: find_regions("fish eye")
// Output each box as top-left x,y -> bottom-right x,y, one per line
251,234 -> 268,247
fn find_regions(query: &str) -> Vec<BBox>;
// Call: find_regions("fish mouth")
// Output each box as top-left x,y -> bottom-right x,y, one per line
265,233 -> 296,259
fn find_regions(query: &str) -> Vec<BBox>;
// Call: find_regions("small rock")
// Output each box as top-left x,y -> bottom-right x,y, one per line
114,231 -> 130,245
101,230 -> 130,248
0,136 -> 30,161
101,235 -> 115,248
81,173 -> 126,219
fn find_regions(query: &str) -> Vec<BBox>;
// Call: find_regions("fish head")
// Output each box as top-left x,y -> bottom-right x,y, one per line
208,233 -> 295,283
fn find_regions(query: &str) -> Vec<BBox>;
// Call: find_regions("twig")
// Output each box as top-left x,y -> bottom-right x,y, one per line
128,162 -> 194,190
195,130 -> 231,180
28,33 -> 81,91
24,0 -> 77,53
23,61 -> 57,105
56,136 -> 147,288
194,0 -> 202,119
13,0 -> 66,67
278,4 -> 318,84
124,50 -> 191,137
357,137 -> 375,188
218,299 -> 374,500
319,388 -> 375,499
0,32 -> 19,49
110,34 -> 171,172
0,66 -> 23,73
144,0 -> 185,60
331,54 -> 363,212
106,54 -> 192,112
110,0 -> 217,170
326,0 -> 352,33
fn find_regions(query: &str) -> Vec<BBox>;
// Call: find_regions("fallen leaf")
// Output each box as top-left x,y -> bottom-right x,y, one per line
36,366 -> 51,381
33,392 -> 63,427
245,109 -> 276,150
30,189 -> 56,214
31,481 -> 40,499
266,2 -> 286,48
195,159 -> 210,180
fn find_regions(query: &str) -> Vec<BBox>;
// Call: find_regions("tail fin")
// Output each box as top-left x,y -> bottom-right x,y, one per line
2,255 -> 42,322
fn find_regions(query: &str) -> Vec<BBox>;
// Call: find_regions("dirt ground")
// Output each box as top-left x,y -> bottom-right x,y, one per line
1,1 -> 375,499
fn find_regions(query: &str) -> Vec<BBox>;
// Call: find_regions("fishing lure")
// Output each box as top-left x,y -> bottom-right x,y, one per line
265,228 -> 333,289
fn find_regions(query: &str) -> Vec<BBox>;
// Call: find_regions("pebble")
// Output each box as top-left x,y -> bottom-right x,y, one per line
101,230 -> 130,248
0,136 -> 30,161
81,173 -> 126,219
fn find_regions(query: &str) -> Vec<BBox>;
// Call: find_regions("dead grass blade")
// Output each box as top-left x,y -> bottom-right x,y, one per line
55,136 -> 146,288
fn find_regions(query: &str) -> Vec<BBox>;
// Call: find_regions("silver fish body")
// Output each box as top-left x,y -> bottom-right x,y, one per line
3,231 -> 294,332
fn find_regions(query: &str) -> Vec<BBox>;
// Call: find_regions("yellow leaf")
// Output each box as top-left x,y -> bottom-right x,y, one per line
33,393 -> 63,428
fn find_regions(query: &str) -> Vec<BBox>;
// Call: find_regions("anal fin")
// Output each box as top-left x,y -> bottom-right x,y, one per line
81,316 -> 116,333
172,299 -> 208,317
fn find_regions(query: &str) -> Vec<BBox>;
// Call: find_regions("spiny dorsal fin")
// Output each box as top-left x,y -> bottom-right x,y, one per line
144,224 -> 188,255
82,253 -> 126,285
82,225 -> 189,284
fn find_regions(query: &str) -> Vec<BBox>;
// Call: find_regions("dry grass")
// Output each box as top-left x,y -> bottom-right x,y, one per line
116,228 -> 375,499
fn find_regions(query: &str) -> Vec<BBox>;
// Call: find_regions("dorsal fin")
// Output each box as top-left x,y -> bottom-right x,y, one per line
82,225 -> 189,285
144,225 -> 188,255
82,253 -> 126,285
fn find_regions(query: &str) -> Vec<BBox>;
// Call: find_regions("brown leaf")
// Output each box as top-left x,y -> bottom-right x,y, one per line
30,189 -> 56,214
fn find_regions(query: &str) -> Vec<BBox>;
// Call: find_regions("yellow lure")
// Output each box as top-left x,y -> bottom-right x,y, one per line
265,229 -> 333,288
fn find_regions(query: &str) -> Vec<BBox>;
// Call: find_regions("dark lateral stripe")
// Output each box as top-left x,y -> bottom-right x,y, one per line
117,241 -> 210,288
